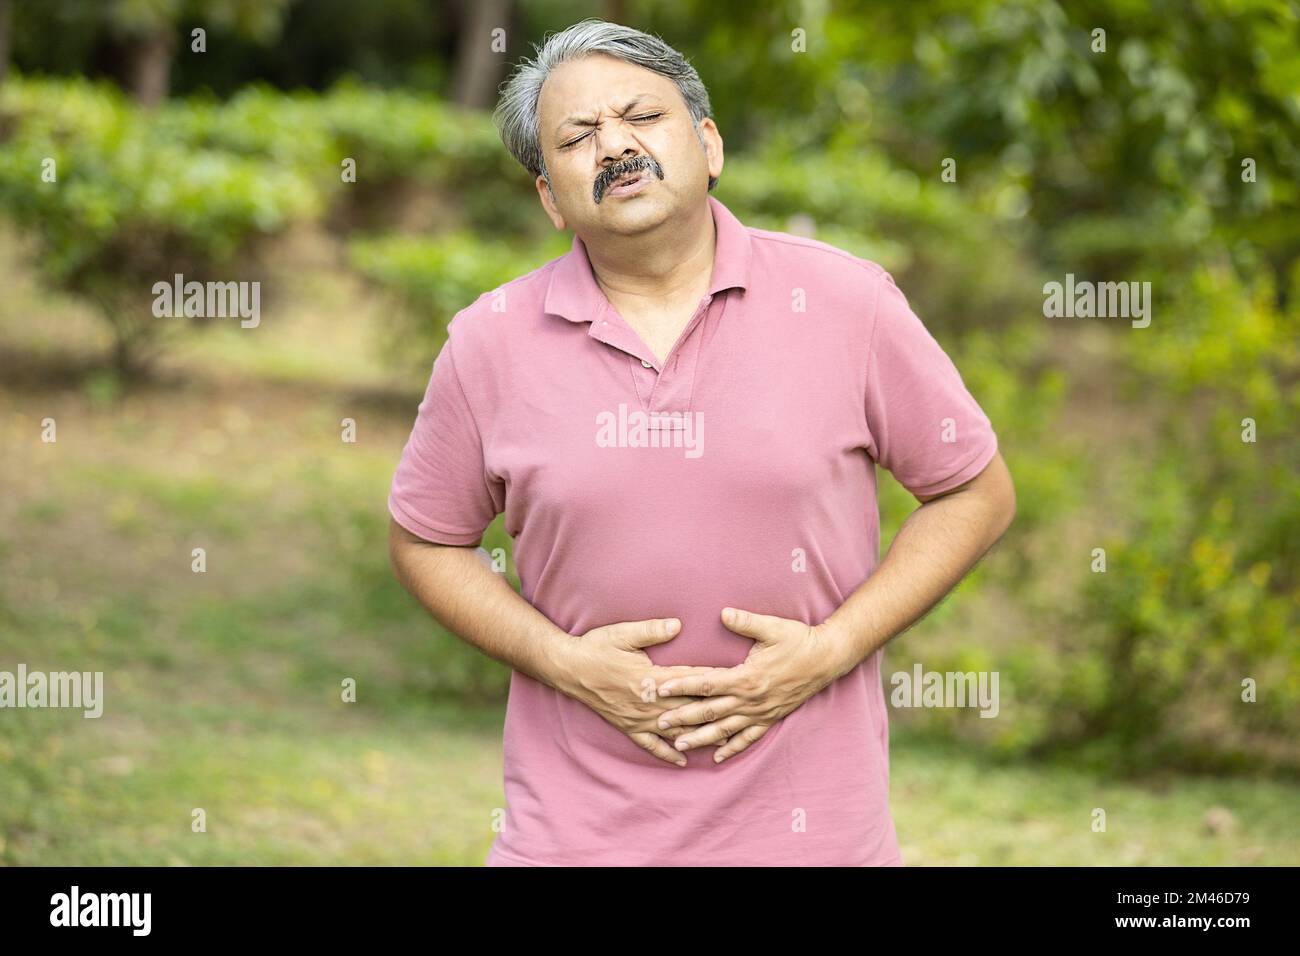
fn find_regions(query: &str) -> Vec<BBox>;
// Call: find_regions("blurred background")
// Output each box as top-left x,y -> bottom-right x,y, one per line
0,0 -> 1297,865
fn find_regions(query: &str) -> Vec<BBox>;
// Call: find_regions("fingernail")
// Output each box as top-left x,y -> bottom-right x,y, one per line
664,619 -> 680,635
676,759 -> 686,767
658,717 -> 669,729
657,683 -> 674,696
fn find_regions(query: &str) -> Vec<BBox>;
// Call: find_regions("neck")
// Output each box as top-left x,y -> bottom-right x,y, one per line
582,200 -> 716,310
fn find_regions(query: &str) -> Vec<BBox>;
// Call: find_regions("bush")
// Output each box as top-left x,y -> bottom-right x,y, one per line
159,81 -> 538,236
721,143 -> 1041,334
0,76 -> 321,374
349,230 -> 569,371
1036,263 -> 1300,772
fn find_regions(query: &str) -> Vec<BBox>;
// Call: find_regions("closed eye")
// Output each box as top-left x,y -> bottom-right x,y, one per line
558,113 -> 663,149
559,131 -> 593,150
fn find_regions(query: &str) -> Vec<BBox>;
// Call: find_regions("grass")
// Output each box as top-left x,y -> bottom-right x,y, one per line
889,732 -> 1297,865
5,702 -> 1296,864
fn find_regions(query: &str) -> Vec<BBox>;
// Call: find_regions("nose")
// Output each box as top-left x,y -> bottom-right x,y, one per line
599,137 -> 640,170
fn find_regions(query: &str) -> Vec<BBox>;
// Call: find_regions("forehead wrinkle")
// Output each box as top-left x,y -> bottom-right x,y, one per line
553,94 -> 659,135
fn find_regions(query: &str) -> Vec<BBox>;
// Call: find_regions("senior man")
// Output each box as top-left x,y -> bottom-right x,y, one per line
387,18 -> 1016,866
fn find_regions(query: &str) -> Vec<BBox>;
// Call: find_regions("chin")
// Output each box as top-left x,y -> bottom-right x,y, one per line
599,197 -> 671,231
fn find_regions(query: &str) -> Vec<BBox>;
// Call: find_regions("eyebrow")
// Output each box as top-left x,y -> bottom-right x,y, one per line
554,97 -> 659,137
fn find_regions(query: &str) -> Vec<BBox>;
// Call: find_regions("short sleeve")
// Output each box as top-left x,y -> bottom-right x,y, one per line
387,332 -> 504,545
863,271 -> 998,498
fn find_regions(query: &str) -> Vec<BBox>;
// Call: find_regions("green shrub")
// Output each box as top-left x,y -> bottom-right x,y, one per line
721,144 -> 1040,334
0,76 -> 321,374
349,230 -> 569,370
0,76 -> 545,374
1040,263 -> 1300,772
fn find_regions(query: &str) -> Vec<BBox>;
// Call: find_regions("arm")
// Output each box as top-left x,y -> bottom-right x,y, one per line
388,517 -> 574,690
388,321 -> 710,766
818,449 -> 1017,679
656,273 -> 1015,760
654,451 -> 1016,761
388,517 -> 708,765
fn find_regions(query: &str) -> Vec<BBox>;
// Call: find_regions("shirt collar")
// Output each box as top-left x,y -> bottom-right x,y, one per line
543,194 -> 751,324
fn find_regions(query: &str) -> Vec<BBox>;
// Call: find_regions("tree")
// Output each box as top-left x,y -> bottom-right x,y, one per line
451,0 -> 512,109
0,77 -> 321,375
0,0 -> 11,88
107,0 -> 297,107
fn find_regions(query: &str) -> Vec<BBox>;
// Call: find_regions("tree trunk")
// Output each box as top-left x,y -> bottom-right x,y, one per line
0,0 -> 12,89
451,0 -> 512,110
127,27 -> 175,108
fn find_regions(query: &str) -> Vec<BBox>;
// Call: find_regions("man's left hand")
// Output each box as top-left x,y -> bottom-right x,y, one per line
653,607 -> 847,763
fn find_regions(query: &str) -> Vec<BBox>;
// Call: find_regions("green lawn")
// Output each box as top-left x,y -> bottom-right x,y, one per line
4,699 -> 1296,864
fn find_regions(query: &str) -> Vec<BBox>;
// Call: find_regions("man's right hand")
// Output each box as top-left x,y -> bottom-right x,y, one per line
560,618 -> 714,767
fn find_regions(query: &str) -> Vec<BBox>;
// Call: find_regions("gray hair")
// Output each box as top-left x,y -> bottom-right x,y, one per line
492,18 -> 717,192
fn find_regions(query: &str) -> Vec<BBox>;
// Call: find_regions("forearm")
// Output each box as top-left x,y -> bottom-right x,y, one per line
820,473 -> 1015,680
388,519 -> 576,693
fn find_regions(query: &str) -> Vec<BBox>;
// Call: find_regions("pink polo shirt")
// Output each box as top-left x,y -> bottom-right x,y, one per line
388,194 -> 998,866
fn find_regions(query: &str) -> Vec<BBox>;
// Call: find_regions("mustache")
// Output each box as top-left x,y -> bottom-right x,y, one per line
593,156 -> 664,204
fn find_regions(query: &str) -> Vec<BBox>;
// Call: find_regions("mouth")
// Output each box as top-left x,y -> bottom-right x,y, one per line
604,170 -> 650,199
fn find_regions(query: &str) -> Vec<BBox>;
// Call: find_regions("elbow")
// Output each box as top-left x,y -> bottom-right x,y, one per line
387,517 -> 417,589
976,450 -> 1016,542
995,462 -> 1017,539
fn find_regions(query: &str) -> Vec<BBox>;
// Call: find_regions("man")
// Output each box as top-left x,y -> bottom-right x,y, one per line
388,18 -> 1015,866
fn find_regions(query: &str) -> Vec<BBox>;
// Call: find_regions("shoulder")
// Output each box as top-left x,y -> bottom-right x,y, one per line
746,225 -> 893,295
442,252 -> 563,357
743,224 -> 901,326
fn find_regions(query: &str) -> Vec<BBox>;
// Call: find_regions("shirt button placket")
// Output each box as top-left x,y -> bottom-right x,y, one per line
649,295 -> 712,416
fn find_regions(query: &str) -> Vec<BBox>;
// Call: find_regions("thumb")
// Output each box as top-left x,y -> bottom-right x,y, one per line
611,617 -> 681,650
720,606 -> 782,642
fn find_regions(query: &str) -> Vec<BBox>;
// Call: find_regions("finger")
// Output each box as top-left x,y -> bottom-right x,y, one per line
649,666 -> 719,698
636,690 -> 703,712
673,713 -> 752,752
720,606 -> 789,641
657,694 -> 743,731
713,723 -> 769,763
655,695 -> 706,710
612,618 -> 681,651
637,673 -> 705,707
630,731 -> 687,767
652,664 -> 716,678
653,723 -> 689,741
656,667 -> 738,698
